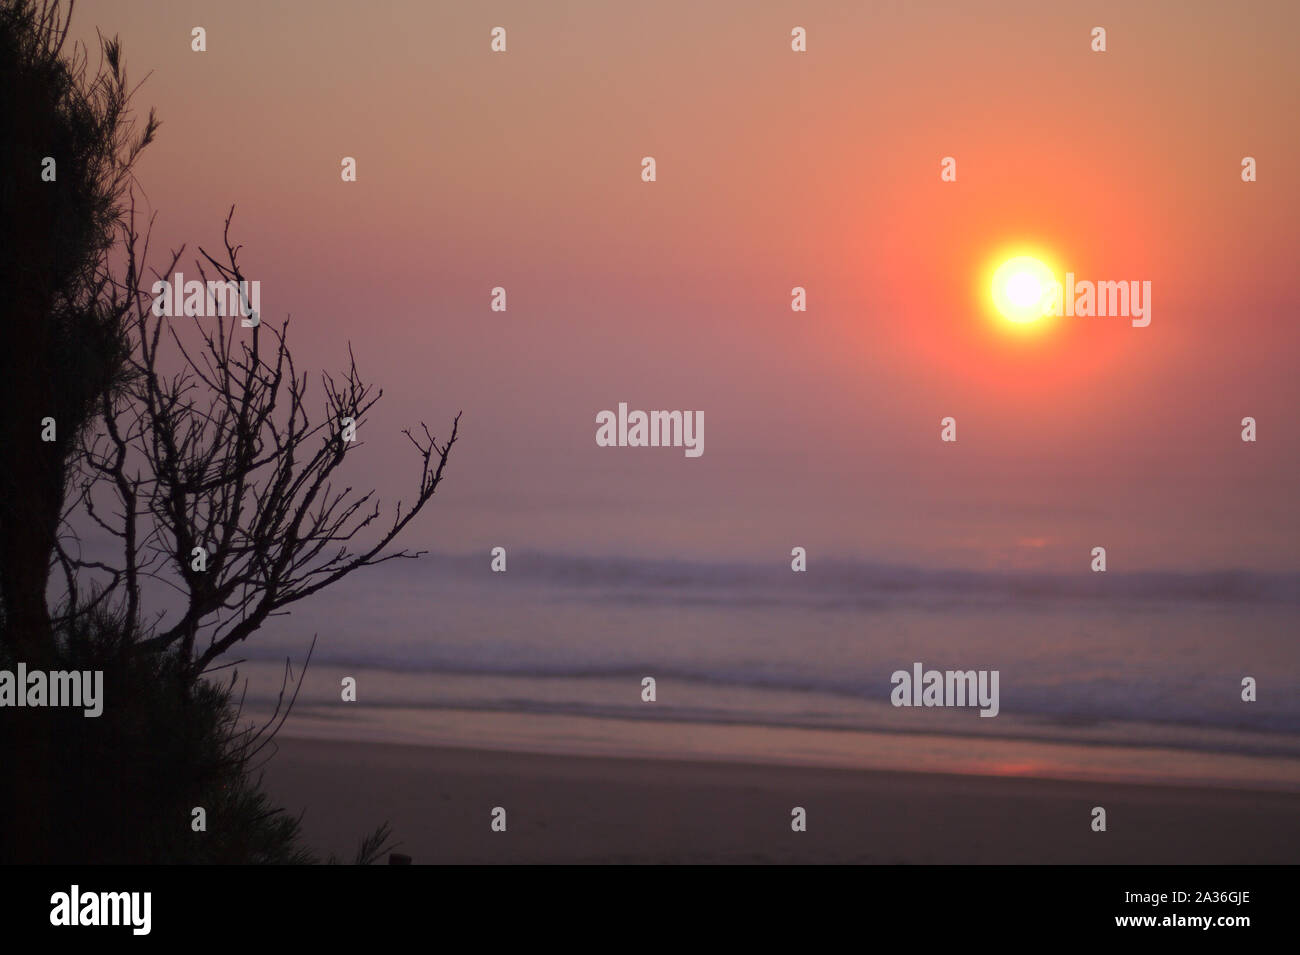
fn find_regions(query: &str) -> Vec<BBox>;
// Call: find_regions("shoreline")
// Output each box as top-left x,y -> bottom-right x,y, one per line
245,702 -> 1300,794
260,736 -> 1300,864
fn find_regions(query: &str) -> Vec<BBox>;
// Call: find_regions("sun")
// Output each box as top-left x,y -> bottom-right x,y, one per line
991,255 -> 1056,323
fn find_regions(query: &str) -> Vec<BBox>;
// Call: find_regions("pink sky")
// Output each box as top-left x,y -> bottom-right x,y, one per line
73,0 -> 1300,570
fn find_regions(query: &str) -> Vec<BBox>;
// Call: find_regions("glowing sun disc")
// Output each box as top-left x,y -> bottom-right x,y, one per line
992,256 -> 1055,323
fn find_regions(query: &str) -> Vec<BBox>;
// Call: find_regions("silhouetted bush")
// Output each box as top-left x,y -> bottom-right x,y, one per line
0,611 -> 324,863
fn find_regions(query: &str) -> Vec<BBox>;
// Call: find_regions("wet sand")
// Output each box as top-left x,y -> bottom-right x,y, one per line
261,736 -> 1300,864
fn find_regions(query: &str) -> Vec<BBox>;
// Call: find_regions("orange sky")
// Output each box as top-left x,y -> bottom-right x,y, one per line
72,0 -> 1300,570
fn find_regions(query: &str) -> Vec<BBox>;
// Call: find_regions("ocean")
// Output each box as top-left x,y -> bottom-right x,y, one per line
230,552 -> 1300,790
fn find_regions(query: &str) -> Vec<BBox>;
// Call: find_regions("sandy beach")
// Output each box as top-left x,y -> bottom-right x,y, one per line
261,736 -> 1300,864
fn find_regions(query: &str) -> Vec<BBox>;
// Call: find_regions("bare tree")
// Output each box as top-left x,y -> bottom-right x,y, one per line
60,208 -> 459,679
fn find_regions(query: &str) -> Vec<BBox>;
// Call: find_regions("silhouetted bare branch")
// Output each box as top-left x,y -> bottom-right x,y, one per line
59,206 -> 459,678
